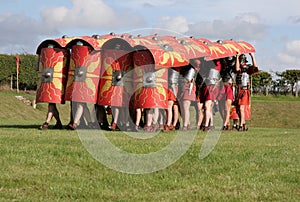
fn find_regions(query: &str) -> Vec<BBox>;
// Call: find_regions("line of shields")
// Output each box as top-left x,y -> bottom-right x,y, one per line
35,33 -> 255,130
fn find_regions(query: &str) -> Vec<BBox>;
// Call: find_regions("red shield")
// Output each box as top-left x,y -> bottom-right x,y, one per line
97,49 -> 133,107
237,41 -> 255,54
65,45 -> 101,103
36,47 -> 69,104
198,38 -> 234,60
132,50 -> 168,109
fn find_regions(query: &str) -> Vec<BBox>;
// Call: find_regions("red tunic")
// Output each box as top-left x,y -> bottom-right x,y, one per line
238,89 -> 250,105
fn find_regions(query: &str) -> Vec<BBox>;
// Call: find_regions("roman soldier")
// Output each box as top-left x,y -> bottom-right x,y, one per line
132,49 -> 168,132
64,37 -> 102,129
235,52 -> 258,131
177,61 -> 198,130
219,56 -> 237,130
98,38 -> 134,130
163,67 -> 180,132
35,37 -> 70,129
36,41 -> 70,104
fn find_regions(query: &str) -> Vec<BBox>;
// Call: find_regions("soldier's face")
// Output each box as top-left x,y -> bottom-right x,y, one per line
192,59 -> 201,69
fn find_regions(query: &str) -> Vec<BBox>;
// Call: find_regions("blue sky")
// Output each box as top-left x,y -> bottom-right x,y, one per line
0,0 -> 300,73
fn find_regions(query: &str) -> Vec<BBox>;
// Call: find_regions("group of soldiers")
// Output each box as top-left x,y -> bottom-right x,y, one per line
36,33 -> 258,132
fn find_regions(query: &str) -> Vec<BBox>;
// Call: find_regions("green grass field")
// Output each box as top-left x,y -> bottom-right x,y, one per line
0,91 -> 299,201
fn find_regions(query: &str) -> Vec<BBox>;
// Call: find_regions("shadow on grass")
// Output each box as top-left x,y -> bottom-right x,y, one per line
0,124 -> 59,129
0,124 -> 111,130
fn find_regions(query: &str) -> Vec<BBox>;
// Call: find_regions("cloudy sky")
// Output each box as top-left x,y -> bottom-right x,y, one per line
1,0 -> 300,73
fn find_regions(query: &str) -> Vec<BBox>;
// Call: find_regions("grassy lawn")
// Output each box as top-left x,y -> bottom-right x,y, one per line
0,91 -> 299,201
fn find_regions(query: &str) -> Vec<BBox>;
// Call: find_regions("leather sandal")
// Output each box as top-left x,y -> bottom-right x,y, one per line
39,122 -> 48,130
109,122 -> 117,131
144,125 -> 152,132
237,125 -> 243,132
66,122 -> 77,130
243,124 -> 248,131
163,124 -> 170,132
226,125 -> 233,131
203,126 -> 210,131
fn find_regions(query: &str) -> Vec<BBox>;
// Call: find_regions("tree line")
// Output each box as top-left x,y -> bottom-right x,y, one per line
0,54 -> 38,90
0,54 -> 299,96
252,69 -> 300,97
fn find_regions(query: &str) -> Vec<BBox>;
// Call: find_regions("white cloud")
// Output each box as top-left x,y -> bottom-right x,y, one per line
154,16 -> 189,34
0,0 -> 146,54
288,15 -> 300,24
0,12 -> 58,53
113,0 -> 176,8
235,13 -> 261,24
285,41 -> 300,56
277,40 -> 300,66
185,0 -> 300,25
187,13 -> 267,40
41,0 -> 144,30
149,12 -> 267,41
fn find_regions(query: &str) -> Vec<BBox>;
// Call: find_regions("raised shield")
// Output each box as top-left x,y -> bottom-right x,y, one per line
132,50 -> 168,109
97,49 -> 133,107
36,46 -> 69,104
65,41 -> 101,103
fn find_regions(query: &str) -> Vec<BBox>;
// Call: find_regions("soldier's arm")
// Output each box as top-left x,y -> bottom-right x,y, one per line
235,54 -> 241,72
249,53 -> 258,74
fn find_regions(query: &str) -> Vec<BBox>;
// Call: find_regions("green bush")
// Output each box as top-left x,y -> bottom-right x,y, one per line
0,54 -> 38,90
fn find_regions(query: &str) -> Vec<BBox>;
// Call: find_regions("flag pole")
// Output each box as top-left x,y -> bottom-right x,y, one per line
16,55 -> 20,93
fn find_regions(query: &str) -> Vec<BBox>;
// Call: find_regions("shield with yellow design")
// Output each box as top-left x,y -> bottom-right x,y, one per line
198,38 -> 234,60
97,49 -> 133,106
218,39 -> 245,55
179,37 -> 211,59
218,39 -> 256,55
236,41 -> 256,54
36,46 -> 69,104
132,50 -> 168,109
65,42 -> 101,103
141,35 -> 189,68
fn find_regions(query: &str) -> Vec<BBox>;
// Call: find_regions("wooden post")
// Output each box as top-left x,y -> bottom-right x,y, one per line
250,75 -> 253,97
10,75 -> 13,90
16,71 -> 19,93
296,79 -> 299,97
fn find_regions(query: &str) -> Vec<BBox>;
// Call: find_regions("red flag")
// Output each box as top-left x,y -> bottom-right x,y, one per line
16,55 -> 20,74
